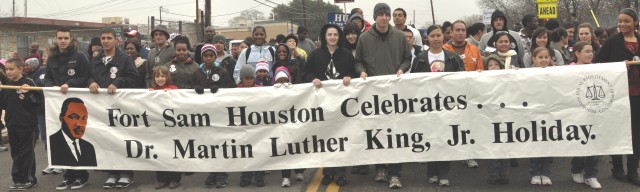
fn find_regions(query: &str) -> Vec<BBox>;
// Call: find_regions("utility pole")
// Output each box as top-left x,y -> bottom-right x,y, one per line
24,0 -> 27,17
430,0 -> 435,25
301,0 -> 307,26
12,0 -> 15,17
205,0 -> 211,27
413,10 -> 416,26
317,0 -> 322,23
159,6 -> 163,25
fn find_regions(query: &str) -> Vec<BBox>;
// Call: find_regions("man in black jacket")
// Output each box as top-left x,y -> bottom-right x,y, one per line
44,27 -> 90,94
88,29 -> 141,95
43,27 -> 93,191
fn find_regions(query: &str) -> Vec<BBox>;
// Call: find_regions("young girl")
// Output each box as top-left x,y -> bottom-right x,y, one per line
151,66 -> 179,189
233,26 -> 275,83
523,27 -> 564,67
528,47 -> 553,186
568,42 -> 601,189
578,23 -> 601,54
484,55 -> 505,70
594,7 -> 640,188
531,47 -> 551,68
164,36 -> 197,89
488,32 -> 523,69
271,44 -> 302,84
484,54 -> 510,185
569,42 -> 594,65
254,60 -> 272,86
412,25 -> 463,187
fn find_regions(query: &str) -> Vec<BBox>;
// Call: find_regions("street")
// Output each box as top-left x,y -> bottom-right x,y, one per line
1,136 -> 640,191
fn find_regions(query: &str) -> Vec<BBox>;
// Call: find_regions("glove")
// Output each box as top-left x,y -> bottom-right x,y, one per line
210,85 -> 220,94
194,85 -> 204,94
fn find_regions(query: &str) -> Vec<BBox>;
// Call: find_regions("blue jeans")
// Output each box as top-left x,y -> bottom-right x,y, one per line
529,157 -> 553,177
487,159 -> 510,176
571,156 -> 600,178
426,161 -> 451,179
37,115 -> 46,149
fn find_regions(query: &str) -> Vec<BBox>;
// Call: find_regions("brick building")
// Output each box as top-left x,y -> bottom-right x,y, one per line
216,20 -> 299,41
0,17 -> 129,59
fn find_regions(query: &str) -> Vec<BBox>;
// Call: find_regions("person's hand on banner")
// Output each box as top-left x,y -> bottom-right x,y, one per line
312,78 -> 322,89
60,84 -> 69,94
210,85 -> 219,93
19,84 -> 30,93
107,84 -> 118,95
360,72 -> 367,80
342,76 -> 351,86
396,69 -> 404,77
194,85 -> 204,94
89,82 -> 100,94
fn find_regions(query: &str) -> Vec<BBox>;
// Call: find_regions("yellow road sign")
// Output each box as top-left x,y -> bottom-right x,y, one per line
538,3 -> 558,19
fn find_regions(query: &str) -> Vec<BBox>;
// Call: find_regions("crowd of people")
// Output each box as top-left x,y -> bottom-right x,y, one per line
0,2 -> 640,191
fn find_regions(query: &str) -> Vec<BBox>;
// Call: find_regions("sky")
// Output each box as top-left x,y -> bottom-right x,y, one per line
1,0 -> 482,28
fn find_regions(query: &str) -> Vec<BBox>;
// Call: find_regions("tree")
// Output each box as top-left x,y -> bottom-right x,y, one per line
478,0 -> 638,29
228,9 -> 266,27
272,0 -> 342,40
461,14 -> 483,26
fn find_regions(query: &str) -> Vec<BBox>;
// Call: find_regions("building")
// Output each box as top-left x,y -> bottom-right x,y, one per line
216,20 -> 299,41
0,17 -> 128,59
102,17 -> 126,24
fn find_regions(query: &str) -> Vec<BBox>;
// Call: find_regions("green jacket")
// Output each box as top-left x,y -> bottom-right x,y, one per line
355,26 -> 412,76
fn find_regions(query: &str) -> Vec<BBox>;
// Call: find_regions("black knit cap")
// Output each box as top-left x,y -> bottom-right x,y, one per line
621,8 -> 639,29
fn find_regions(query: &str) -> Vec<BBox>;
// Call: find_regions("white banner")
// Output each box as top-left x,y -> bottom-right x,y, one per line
46,63 -> 632,172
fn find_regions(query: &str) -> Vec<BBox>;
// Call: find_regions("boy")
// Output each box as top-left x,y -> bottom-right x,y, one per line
237,64 -> 265,187
1,58 -> 42,190
237,65 -> 260,88
195,44 -> 236,188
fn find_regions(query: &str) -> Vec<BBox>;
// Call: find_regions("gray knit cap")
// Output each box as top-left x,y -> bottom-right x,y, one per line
373,3 -> 391,20
240,64 -> 255,79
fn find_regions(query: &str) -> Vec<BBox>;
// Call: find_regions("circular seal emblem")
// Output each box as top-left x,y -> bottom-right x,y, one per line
67,69 -> 76,76
110,66 -> 118,74
110,73 -> 117,79
576,75 -> 615,113
212,74 -> 220,81
39,74 -> 45,80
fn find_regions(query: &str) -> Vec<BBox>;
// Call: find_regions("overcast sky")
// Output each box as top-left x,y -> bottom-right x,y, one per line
1,0 -> 482,28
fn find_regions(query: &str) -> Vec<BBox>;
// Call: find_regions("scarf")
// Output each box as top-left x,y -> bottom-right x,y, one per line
497,50 -> 518,69
134,57 -> 146,68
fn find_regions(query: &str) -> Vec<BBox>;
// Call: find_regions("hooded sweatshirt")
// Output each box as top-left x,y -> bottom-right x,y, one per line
271,44 -> 302,84
304,24 -> 357,82
479,10 -> 525,60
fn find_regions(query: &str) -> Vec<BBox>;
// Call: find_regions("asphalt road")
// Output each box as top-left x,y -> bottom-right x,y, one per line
1,133 -> 640,191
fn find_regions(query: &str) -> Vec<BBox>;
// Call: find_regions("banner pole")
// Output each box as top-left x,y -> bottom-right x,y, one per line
0,85 -> 44,91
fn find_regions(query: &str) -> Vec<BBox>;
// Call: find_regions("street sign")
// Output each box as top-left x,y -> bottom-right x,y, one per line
328,13 -> 351,29
536,0 -> 557,3
538,2 -> 558,19
334,0 -> 354,3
